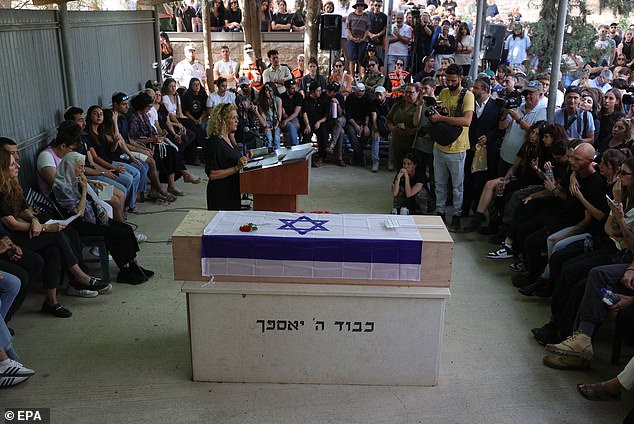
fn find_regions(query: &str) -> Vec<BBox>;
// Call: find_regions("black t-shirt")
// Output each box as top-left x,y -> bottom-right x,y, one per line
87,134 -> 113,164
558,170 -> 608,226
204,135 -> 243,211
302,93 -> 329,124
182,91 -> 208,120
393,171 -> 426,212
291,13 -> 304,27
368,11 -> 387,43
0,192 -> 27,219
345,92 -> 373,123
225,9 -> 242,25
272,12 -> 292,30
281,91 -> 303,117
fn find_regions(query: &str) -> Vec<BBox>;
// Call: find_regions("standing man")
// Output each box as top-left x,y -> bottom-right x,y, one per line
239,44 -> 264,92
498,80 -> 547,175
387,12 -> 413,74
345,83 -> 374,168
262,49 -> 292,95
428,64 -> 475,232
213,45 -> 239,89
347,1 -> 372,77
553,86 -> 595,144
594,25 -> 617,67
172,44 -> 206,89
291,54 -> 305,86
367,0 -> 387,60
302,82 -> 330,167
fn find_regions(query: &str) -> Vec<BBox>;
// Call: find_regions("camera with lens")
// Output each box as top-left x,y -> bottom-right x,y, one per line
495,91 -> 522,109
622,86 -> 634,105
422,96 -> 447,118
409,5 -> 421,20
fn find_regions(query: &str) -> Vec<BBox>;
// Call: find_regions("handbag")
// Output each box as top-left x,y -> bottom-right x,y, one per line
424,88 -> 467,147
471,144 -> 488,173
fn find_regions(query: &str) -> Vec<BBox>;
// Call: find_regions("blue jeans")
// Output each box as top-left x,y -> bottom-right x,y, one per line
347,40 -> 368,62
265,121 -> 281,149
0,272 -> 21,359
283,118 -> 300,146
433,145 -> 466,216
113,161 -> 141,209
127,160 -> 150,195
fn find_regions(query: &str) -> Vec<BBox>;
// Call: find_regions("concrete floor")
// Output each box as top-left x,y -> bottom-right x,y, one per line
3,162 -> 633,423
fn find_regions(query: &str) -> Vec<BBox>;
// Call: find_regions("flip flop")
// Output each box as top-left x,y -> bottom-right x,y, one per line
576,383 -> 622,401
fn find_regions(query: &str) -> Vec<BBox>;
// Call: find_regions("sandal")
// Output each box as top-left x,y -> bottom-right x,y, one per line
147,191 -> 167,201
336,159 -> 346,167
168,187 -> 185,196
577,383 -> 622,401
164,192 -> 177,202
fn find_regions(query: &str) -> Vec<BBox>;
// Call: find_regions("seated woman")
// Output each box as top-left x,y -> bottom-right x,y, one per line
161,78 -> 202,166
329,59 -> 354,98
0,151 -> 110,318
53,152 -> 153,285
37,121 -> 125,223
224,0 -> 243,32
256,83 -> 282,149
85,105 -> 139,211
182,77 -> 209,139
391,153 -> 429,215
598,118 -> 634,158
204,103 -> 247,211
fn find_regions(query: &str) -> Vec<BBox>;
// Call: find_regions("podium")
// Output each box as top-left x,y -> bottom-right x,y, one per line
239,145 -> 314,212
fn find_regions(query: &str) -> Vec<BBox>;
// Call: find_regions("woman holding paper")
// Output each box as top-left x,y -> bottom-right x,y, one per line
53,152 -> 153,285
204,103 -> 247,211
0,151 -> 110,318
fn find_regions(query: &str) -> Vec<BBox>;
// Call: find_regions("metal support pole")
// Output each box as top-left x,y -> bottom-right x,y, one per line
470,0 -> 486,80
384,0 -> 393,63
153,5 -> 162,84
547,0 -> 569,121
58,2 -> 78,107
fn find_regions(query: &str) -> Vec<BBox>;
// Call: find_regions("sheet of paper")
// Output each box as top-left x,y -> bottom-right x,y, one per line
45,213 -> 80,226
97,184 -> 114,200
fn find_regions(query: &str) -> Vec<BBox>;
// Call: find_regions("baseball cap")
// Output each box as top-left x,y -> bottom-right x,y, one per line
284,79 -> 296,88
565,86 -> 582,96
374,86 -> 386,94
354,82 -> 366,91
244,44 -> 254,53
184,44 -> 196,53
238,76 -> 251,86
522,80 -> 544,93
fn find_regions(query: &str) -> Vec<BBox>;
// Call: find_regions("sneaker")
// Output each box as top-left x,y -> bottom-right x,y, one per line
135,232 -> 148,243
371,162 -> 379,172
545,331 -> 594,360
391,208 -> 398,215
0,376 -> 30,388
89,246 -> 113,261
543,354 -> 591,370
486,243 -> 514,259
41,301 -> 72,318
67,284 -> 98,298
448,216 -> 461,233
87,277 -> 112,294
400,207 -> 409,215
509,261 -> 525,273
388,161 -> 395,171
0,359 -> 35,377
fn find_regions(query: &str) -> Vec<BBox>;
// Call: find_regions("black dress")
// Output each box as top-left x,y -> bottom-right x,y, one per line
204,135 -> 242,211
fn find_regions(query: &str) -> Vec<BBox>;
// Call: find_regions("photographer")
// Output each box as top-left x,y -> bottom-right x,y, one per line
429,64 -> 474,233
498,80 -> 547,176
409,10 -> 434,75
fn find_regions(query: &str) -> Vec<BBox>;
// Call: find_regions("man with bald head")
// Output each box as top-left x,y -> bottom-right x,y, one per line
512,142 -> 608,290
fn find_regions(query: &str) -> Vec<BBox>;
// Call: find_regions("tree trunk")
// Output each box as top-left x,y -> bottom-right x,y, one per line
240,0 -> 263,59
304,0 -> 321,60
202,0 -> 214,92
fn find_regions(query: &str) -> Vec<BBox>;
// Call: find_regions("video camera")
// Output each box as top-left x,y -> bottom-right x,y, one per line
422,96 -> 447,118
495,91 -> 522,110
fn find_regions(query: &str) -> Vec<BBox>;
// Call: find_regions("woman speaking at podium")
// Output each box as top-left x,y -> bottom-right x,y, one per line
204,103 -> 248,211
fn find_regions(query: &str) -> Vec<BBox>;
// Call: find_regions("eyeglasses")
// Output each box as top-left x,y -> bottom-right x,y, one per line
334,64 -> 342,68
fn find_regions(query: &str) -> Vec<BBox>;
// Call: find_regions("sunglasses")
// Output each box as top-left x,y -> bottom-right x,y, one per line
334,64 -> 343,68
395,63 -> 403,67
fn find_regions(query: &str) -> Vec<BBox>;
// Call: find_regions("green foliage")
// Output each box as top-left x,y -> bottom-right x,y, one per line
599,0 -> 634,16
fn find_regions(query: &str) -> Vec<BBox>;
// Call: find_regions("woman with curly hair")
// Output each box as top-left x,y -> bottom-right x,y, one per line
204,103 -> 248,210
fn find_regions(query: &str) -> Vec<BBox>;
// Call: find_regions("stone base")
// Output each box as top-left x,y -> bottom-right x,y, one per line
183,281 -> 450,386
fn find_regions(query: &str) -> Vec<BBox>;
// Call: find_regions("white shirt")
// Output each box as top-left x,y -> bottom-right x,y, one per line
475,96 -> 489,118
206,91 -> 236,109
388,24 -> 412,56
213,59 -> 239,87
173,59 -> 206,88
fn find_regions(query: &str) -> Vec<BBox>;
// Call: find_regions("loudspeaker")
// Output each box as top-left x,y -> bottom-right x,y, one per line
320,14 -> 342,51
482,24 -> 507,62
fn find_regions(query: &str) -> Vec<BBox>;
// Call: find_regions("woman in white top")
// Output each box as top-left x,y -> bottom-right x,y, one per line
454,22 -> 474,76
161,78 -> 202,166
206,77 -> 237,114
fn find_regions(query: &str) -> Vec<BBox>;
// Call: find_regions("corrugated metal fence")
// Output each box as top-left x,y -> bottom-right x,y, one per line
0,9 -> 157,187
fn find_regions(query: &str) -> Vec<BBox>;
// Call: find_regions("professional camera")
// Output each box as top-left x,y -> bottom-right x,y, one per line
422,96 -> 447,118
408,5 -> 422,20
622,86 -> 634,105
495,91 -> 522,109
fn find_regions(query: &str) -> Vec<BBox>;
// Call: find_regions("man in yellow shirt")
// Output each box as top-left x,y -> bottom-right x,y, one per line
428,63 -> 474,232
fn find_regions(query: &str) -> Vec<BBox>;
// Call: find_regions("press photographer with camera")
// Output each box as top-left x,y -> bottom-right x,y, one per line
428,64 -> 474,232
498,80 -> 547,177
408,8 -> 434,75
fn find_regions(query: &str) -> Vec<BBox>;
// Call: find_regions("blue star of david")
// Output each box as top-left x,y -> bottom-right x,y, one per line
277,215 -> 330,235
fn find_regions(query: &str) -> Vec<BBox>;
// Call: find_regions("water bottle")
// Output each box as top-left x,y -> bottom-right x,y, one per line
331,102 -> 338,119
400,207 -> 409,215
545,167 -> 554,182
601,288 -> 620,306
496,178 -> 505,197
